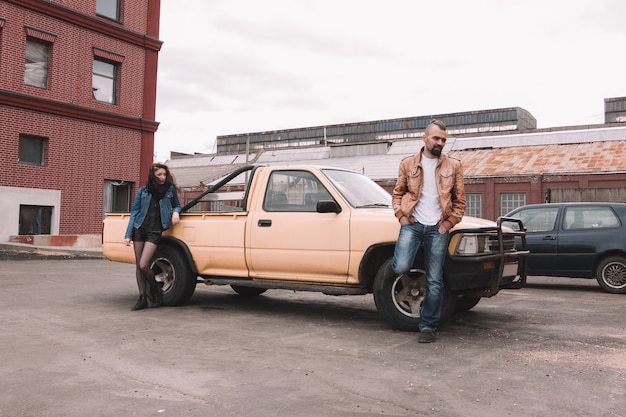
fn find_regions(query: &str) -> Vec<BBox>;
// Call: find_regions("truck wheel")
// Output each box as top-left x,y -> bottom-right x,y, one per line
373,258 -> 456,332
151,245 -> 196,306
596,256 -> 626,294
454,295 -> 481,313
230,285 -> 268,296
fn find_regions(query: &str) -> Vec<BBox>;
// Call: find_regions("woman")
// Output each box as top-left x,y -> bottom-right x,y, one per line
124,163 -> 182,311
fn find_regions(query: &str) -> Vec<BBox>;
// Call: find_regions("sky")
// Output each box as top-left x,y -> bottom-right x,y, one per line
153,0 -> 626,162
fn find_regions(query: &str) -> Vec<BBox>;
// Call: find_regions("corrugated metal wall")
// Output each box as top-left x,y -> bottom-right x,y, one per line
548,187 -> 626,203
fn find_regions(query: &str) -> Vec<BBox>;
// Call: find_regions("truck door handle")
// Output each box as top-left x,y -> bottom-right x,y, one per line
258,219 -> 272,227
542,235 -> 556,240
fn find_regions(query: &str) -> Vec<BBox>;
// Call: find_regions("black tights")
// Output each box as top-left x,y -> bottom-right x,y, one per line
133,241 -> 159,296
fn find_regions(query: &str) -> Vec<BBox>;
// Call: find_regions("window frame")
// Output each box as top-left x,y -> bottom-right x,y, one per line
18,134 -> 48,166
92,58 -> 118,104
19,205 -> 53,235
465,193 -> 483,218
500,193 -> 526,217
264,170 -> 334,212
103,180 -> 132,216
24,37 -> 51,88
96,0 -> 121,21
0,19 -> 5,71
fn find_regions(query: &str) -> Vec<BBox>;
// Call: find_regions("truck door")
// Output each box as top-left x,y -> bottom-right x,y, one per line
248,169 -> 350,283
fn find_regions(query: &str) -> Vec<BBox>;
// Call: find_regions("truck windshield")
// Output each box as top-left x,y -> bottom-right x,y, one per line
322,169 -> 392,208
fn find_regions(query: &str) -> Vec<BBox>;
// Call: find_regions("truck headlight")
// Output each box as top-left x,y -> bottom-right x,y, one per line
454,234 -> 491,256
450,232 -> 517,256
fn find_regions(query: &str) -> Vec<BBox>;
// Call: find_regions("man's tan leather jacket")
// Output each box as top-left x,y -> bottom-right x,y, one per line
392,148 -> 466,226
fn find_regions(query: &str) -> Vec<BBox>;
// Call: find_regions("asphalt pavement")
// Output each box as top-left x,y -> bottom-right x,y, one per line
1,255 -> 625,417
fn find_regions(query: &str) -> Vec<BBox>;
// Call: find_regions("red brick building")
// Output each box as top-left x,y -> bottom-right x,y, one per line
0,0 -> 161,244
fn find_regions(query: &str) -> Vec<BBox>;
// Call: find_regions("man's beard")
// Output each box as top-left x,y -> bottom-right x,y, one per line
431,147 -> 442,156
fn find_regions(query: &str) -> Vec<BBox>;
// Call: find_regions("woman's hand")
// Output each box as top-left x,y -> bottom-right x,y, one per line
124,238 -> 131,246
172,211 -> 180,226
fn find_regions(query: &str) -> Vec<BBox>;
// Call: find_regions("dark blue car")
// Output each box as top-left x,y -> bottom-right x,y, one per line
503,202 -> 626,294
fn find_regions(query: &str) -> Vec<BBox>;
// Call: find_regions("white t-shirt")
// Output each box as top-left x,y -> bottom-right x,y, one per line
412,155 -> 442,225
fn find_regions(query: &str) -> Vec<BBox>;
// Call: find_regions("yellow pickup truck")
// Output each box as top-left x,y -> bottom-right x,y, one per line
103,165 -> 528,331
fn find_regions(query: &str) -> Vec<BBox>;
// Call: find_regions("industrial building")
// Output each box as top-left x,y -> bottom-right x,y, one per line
169,98 -> 626,222
215,107 -> 537,153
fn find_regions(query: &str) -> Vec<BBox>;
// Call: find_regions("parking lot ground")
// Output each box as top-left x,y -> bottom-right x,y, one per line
0,259 -> 625,417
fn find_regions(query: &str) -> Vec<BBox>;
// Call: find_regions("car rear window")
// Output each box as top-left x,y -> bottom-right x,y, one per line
563,206 -> 621,230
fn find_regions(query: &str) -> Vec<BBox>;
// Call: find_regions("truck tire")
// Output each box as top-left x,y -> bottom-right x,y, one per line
595,255 -> 626,294
151,245 -> 197,306
373,258 -> 456,332
230,285 -> 268,296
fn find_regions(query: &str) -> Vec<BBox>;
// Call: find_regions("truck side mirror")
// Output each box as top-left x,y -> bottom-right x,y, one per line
317,200 -> 341,214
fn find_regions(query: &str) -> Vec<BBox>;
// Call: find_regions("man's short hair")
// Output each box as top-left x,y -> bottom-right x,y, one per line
427,119 -> 447,132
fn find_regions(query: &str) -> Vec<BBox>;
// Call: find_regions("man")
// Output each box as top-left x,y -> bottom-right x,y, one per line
391,119 -> 466,343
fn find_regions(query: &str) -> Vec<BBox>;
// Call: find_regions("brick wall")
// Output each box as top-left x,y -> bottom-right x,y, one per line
0,3 -> 147,117
48,0 -> 151,34
0,0 -> 160,238
1,104 -> 142,234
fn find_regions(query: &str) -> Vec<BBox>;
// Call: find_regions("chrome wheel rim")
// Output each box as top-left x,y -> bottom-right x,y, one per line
391,271 -> 426,318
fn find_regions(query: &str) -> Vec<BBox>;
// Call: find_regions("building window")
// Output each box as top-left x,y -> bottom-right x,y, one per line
19,205 -> 52,235
18,135 -> 47,166
465,193 -> 482,218
0,19 -> 4,69
24,38 -> 50,88
96,0 -> 121,21
186,198 -> 202,213
92,59 -> 117,104
103,180 -> 131,215
500,193 -> 526,216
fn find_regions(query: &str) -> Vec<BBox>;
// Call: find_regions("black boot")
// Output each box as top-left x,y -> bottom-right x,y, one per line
149,284 -> 163,308
131,295 -> 148,311
146,286 -> 155,307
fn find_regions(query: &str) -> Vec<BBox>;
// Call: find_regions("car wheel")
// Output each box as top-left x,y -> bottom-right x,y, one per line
373,258 -> 456,332
454,295 -> 481,313
595,256 -> 626,294
151,245 -> 197,306
230,285 -> 268,296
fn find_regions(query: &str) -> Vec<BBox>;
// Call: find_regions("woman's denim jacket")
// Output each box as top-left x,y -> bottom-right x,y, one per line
125,185 -> 182,239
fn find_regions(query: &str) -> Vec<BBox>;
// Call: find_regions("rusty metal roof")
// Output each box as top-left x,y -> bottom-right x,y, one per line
452,141 -> 626,177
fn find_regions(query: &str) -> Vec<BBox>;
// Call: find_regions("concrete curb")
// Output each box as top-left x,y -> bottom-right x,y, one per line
0,243 -> 105,260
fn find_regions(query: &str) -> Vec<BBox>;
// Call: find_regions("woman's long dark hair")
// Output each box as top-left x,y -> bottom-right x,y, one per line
145,163 -> 178,198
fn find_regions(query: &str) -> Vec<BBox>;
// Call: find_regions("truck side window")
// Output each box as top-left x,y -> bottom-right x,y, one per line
183,169 -> 251,213
263,170 -> 333,212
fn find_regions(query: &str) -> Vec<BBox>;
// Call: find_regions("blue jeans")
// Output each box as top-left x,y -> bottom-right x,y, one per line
391,222 -> 450,332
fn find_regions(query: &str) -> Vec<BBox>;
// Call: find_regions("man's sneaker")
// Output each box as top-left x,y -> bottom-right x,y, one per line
418,329 -> 436,343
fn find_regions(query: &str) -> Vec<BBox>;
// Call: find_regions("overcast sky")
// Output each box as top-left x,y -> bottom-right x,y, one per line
154,0 -> 626,161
